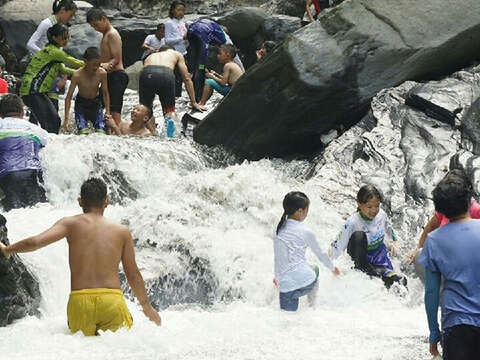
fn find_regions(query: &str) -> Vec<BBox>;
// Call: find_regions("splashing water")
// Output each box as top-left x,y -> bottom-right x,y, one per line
0,91 -> 431,359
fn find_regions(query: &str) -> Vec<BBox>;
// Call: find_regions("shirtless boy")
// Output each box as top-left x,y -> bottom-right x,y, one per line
63,47 -> 110,134
87,8 -> 128,126
106,104 -> 153,136
199,44 -> 243,106
139,45 -> 204,132
0,178 -> 161,336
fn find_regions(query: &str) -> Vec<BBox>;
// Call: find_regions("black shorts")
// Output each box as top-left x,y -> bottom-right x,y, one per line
443,324 -> 480,360
139,65 -> 175,115
22,93 -> 61,134
107,70 -> 129,114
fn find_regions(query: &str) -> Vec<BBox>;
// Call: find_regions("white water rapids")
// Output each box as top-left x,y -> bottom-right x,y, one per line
0,90 -> 434,359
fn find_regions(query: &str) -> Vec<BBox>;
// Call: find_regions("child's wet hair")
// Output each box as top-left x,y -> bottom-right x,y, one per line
276,191 -> 310,234
86,8 -> 107,23
433,168 -> 473,219
356,185 -> 382,204
157,23 -> 165,31
0,94 -> 24,118
219,44 -> 237,59
83,47 -> 101,61
262,41 -> 276,54
47,24 -> 69,45
52,0 -> 77,14
169,1 -> 186,18
80,178 -> 107,208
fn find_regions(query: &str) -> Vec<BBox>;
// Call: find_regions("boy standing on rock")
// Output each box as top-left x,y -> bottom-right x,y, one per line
87,8 -> 128,127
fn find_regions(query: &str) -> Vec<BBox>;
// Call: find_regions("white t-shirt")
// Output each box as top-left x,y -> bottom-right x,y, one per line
27,16 -> 57,53
165,18 -> 188,55
274,219 -> 334,292
143,34 -> 165,50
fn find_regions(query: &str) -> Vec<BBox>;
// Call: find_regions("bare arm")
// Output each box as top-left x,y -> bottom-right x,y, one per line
209,64 -> 231,86
306,0 -> 314,22
63,73 -> 78,131
121,230 -> 161,325
105,114 -> 122,135
418,215 -> 440,249
0,219 -> 69,259
404,215 -> 439,264
177,55 -> 204,111
100,70 -> 110,115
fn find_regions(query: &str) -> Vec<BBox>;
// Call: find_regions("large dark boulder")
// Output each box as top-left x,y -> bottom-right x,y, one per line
0,215 -> 41,326
215,7 -> 300,69
194,0 -> 480,160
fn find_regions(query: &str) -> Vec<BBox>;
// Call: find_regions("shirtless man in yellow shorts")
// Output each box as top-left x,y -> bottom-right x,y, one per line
0,178 -> 161,336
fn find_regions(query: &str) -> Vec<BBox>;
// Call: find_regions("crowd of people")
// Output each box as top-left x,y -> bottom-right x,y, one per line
1,1 -> 479,358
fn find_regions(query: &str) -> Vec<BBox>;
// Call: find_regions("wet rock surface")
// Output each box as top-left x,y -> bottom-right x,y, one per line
194,0 -> 480,160
0,215 -> 41,326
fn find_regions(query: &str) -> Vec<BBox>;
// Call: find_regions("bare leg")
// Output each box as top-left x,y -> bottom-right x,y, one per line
199,84 -> 213,106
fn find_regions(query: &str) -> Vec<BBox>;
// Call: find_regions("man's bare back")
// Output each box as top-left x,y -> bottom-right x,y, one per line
143,49 -> 180,71
74,67 -> 107,99
64,213 -> 128,290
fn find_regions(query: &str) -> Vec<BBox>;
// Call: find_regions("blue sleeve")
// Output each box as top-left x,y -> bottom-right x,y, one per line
425,268 -> 441,343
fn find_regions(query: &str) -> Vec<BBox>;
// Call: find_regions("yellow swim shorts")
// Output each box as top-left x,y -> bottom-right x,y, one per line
67,288 -> 133,336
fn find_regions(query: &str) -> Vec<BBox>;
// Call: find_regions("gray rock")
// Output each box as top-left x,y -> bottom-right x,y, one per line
0,214 -> 41,327
194,0 -> 480,160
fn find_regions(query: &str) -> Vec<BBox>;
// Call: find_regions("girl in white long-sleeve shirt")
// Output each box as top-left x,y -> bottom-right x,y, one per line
27,0 -> 77,54
274,191 -> 339,311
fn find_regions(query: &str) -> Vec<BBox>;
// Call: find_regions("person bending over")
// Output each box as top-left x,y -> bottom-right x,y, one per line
63,47 -> 110,134
0,178 -> 161,335
139,45 -> 204,137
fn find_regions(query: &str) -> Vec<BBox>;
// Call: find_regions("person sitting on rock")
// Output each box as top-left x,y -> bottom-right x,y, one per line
106,104 -> 154,136
256,41 -> 276,61
186,18 -> 244,100
199,44 -> 244,106
0,177 -> 162,335
329,184 -> 406,288
63,47 -> 110,134
0,55 -> 8,94
0,94 -> 48,211
139,45 -> 204,137
302,0 -> 329,26
141,23 -> 166,62
20,24 -> 83,134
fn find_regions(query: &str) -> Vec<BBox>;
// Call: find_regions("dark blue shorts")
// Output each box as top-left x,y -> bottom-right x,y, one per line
74,95 -> 106,134
279,276 -> 318,312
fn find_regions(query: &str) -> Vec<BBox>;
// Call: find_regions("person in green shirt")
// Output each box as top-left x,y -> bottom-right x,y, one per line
20,23 -> 83,134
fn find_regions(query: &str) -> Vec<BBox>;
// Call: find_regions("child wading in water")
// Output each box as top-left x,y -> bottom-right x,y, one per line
274,192 -> 340,311
330,185 -> 406,288
199,44 -> 243,106
63,47 -> 110,134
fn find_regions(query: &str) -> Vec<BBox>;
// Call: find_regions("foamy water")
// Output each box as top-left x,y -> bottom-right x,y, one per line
0,91 -> 433,359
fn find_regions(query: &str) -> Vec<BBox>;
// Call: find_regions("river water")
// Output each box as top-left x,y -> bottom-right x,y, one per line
0,90 -> 433,359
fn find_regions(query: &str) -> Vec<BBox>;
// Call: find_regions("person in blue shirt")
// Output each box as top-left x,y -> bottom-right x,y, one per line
273,191 -> 339,311
0,94 -> 48,211
419,173 -> 480,359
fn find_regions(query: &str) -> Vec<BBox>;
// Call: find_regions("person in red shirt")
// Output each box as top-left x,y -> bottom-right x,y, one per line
0,55 -> 8,94
404,169 -> 480,272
